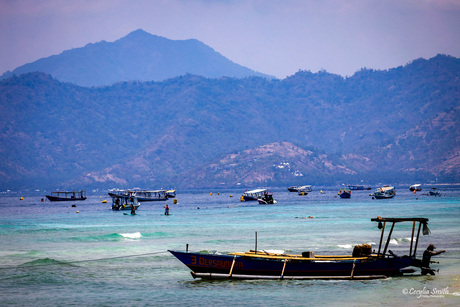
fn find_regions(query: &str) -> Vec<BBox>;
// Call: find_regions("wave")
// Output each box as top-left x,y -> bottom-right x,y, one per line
119,232 -> 141,239
19,257 -> 76,267
71,232 -> 143,242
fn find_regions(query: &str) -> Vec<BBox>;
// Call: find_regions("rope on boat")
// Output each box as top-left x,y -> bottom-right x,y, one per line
0,250 -> 169,270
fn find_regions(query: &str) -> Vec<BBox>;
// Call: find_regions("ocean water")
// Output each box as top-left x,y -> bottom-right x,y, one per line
1,186 -> 459,306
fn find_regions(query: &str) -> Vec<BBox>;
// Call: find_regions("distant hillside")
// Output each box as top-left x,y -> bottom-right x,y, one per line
0,29 -> 272,86
0,54 -> 458,189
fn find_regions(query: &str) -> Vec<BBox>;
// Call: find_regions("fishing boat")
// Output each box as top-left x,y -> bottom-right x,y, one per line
108,189 -> 167,202
111,195 -> 140,211
288,185 -> 312,192
347,185 -> 371,191
166,190 -> 176,198
46,190 -> 86,202
339,188 -> 351,198
373,186 -> 395,199
257,192 -> 277,205
428,188 -> 441,196
241,189 -> 267,201
409,184 -> 422,191
169,217 -> 435,280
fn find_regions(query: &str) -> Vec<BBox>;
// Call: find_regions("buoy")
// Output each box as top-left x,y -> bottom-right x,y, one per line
101,200 -> 107,203
320,190 -> 323,193
210,192 -> 213,196
218,192 -> 220,195
41,198 -> 44,202
230,195 -> 233,197
240,196 -> 245,202
76,211 -> 80,213
173,199 -> 177,204
20,197 -> 24,200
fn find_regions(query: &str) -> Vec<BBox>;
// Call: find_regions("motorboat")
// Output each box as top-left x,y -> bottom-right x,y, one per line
373,186 -> 395,199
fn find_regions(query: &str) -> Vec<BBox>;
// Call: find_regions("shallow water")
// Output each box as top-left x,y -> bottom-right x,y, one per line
1,187 -> 459,306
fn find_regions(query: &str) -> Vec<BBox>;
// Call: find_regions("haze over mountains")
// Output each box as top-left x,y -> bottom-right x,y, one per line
1,29 -> 272,87
0,30 -> 459,190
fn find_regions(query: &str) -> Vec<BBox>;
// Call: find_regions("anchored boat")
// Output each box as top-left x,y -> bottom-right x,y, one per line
288,185 -> 312,193
108,189 -> 167,202
373,186 -> 395,199
339,188 -> 351,198
241,189 -> 267,201
46,190 -> 86,202
169,217 -> 435,280
111,195 -> 140,211
348,185 -> 371,191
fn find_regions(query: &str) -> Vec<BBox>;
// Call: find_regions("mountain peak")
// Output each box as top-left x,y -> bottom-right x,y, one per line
1,30 -> 271,86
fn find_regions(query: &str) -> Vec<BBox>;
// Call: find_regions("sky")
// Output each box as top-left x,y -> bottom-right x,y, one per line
1,0 -> 460,79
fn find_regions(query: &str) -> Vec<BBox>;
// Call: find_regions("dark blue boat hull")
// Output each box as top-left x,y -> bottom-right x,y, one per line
169,250 -> 413,279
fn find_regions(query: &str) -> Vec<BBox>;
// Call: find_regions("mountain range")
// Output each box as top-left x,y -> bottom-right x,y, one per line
0,30 -> 459,190
1,29 -> 272,87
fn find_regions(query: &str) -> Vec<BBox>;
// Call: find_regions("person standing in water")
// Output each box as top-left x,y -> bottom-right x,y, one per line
421,244 -> 445,275
164,204 -> 169,215
130,203 -> 136,215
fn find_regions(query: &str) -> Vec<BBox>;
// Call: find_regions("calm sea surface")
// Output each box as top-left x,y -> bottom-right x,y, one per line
1,186 -> 459,306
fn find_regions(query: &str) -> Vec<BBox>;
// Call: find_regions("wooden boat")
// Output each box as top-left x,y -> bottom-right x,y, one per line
428,188 -> 441,196
108,189 -> 167,202
166,190 -> 176,198
288,185 -> 312,192
348,185 -> 371,190
111,195 -> 140,211
339,188 -> 351,198
373,186 -> 395,199
169,217 -> 434,280
409,184 -> 422,191
241,189 -> 267,201
46,190 -> 86,202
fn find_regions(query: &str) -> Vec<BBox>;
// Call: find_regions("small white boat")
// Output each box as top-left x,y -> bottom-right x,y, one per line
373,186 -> 395,199
409,184 -> 422,191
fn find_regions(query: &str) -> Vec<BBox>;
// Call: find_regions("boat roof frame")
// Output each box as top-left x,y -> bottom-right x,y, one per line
371,217 -> 429,259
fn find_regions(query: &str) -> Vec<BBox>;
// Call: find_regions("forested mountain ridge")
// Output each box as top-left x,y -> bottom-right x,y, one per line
0,54 -> 458,189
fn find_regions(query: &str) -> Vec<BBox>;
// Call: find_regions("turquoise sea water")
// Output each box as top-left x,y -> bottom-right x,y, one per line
1,187 -> 459,306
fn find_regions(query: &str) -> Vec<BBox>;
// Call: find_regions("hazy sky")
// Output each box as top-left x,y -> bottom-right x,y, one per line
1,0 -> 460,79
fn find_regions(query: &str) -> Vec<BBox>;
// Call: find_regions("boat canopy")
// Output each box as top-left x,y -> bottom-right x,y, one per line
244,189 -> 267,195
371,217 -> 430,259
